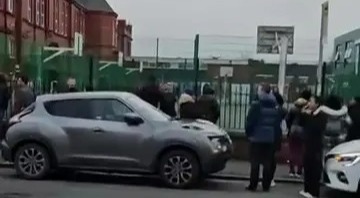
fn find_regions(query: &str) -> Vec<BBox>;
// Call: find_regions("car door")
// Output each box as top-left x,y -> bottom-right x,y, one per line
45,99 -> 110,167
88,98 -> 152,169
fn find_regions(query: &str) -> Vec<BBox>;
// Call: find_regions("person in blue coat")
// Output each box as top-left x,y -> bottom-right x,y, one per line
245,84 -> 281,192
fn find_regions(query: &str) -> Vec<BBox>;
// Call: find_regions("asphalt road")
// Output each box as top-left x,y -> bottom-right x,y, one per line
0,168 -> 357,198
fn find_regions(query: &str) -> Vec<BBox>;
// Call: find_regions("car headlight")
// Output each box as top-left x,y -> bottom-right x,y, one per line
335,153 -> 360,167
209,137 -> 227,153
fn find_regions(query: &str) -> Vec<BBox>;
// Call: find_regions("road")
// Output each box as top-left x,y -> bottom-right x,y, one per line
0,168 -> 357,198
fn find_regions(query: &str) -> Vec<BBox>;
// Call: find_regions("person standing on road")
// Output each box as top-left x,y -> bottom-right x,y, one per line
159,83 -> 177,118
245,84 -> 280,192
137,75 -> 162,108
14,75 -> 35,115
0,73 -> 10,120
300,96 -> 328,198
346,97 -> 360,141
286,90 -> 311,178
197,84 -> 220,124
178,89 -> 200,120
270,91 -> 287,187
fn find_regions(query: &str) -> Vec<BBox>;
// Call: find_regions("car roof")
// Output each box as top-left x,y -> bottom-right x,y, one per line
36,91 -> 134,103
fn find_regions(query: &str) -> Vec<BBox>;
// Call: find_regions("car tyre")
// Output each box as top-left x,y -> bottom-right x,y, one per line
14,144 -> 51,180
159,150 -> 200,189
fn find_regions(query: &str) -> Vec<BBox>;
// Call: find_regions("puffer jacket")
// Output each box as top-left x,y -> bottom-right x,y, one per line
245,92 -> 280,143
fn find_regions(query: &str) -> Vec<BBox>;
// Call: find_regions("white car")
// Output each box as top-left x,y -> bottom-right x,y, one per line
324,140 -> 360,194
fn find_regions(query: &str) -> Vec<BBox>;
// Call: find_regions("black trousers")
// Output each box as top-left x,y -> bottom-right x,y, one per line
303,149 -> 323,197
249,142 -> 274,190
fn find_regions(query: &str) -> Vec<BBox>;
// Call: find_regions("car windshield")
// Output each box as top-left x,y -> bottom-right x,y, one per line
125,94 -> 170,122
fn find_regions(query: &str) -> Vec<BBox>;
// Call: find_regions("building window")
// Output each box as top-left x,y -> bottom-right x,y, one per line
39,0 -> 45,27
7,0 -> 14,13
334,45 -> 341,69
64,1 -> 69,36
8,38 -> 15,58
60,2 -> 65,35
27,0 -> 32,22
49,0 -> 53,30
35,0 -> 40,25
54,0 -> 58,33
0,0 -> 5,10
344,41 -> 353,67
356,44 -> 360,75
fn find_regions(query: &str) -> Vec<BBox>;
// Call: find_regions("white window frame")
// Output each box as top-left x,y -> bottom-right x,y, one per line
7,0 -> 14,13
112,20 -> 116,46
27,0 -> 32,22
344,47 -> 353,59
8,38 -> 15,58
355,44 -> 360,75
40,0 -> 45,27
35,0 -> 40,25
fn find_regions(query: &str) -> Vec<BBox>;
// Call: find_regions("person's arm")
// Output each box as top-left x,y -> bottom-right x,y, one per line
245,102 -> 259,137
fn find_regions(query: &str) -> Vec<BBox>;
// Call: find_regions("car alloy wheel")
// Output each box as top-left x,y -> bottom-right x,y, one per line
15,144 -> 50,180
164,156 -> 193,185
159,150 -> 200,188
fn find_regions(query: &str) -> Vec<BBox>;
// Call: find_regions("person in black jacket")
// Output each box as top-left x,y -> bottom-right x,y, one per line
197,85 -> 220,123
178,89 -> 200,120
159,83 -> 177,117
0,73 -> 9,121
300,96 -> 328,198
270,91 -> 287,187
137,76 -> 162,108
346,97 -> 360,141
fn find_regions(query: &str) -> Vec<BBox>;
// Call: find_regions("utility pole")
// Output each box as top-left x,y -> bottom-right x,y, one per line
155,38 -> 159,67
194,34 -> 200,100
317,1 -> 329,95
278,36 -> 289,96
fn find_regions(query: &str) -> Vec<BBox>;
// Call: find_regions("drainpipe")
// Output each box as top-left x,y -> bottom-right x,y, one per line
15,0 -> 23,70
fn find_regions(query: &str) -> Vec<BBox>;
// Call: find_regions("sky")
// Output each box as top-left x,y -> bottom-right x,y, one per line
107,0 -> 360,62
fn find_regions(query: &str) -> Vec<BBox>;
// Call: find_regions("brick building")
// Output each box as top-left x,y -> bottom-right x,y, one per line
0,0 -> 132,72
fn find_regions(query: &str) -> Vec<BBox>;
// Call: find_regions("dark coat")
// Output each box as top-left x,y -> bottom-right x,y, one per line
303,112 -> 328,151
179,93 -> 200,120
197,94 -> 220,123
160,93 -> 177,117
137,84 -> 162,108
245,93 -> 279,143
274,106 -> 287,151
347,103 -> 360,141
0,85 -> 10,110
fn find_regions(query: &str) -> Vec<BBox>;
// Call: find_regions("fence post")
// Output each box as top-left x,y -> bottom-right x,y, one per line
193,34 -> 200,100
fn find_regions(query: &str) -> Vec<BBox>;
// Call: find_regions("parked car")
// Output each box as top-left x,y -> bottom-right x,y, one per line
0,92 -> 232,188
324,140 -> 360,194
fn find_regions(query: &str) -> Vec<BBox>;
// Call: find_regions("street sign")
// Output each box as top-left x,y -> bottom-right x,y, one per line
257,26 -> 294,54
74,32 -> 84,56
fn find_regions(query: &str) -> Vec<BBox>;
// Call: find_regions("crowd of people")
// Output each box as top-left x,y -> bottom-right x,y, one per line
245,83 -> 360,198
136,76 -> 220,124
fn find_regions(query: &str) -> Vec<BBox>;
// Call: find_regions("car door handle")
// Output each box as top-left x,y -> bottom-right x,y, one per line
92,127 -> 105,133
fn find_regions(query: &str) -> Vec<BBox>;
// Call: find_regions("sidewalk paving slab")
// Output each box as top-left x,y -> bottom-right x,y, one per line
0,155 -> 303,184
211,160 -> 303,184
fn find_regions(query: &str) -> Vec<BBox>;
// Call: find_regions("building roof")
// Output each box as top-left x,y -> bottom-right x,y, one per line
75,0 -> 115,13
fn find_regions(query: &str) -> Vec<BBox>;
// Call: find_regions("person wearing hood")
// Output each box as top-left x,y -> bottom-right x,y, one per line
300,96 -> 328,198
245,84 -> 280,192
346,97 -> 360,141
178,89 -> 200,120
66,77 -> 78,92
137,75 -> 162,108
197,84 -> 220,124
286,90 -> 311,177
159,83 -> 177,118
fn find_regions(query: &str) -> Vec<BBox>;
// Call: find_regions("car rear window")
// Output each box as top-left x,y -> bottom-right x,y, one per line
44,99 -> 93,119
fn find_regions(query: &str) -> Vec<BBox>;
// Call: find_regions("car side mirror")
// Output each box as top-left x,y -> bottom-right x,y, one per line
124,113 -> 144,126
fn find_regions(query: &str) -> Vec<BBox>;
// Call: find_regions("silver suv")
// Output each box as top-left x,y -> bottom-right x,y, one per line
1,92 -> 232,188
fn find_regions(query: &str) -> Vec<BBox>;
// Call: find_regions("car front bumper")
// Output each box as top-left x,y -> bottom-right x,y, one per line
324,158 -> 360,193
202,141 -> 233,174
0,140 -> 11,162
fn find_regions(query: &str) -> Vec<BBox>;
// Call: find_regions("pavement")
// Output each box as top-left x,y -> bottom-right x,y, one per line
0,168 -> 357,198
0,154 -> 300,183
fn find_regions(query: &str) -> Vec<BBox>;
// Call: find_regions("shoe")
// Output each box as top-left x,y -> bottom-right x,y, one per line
299,190 -> 313,198
271,180 -> 276,187
289,173 -> 295,178
295,174 -> 302,178
245,186 -> 256,192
